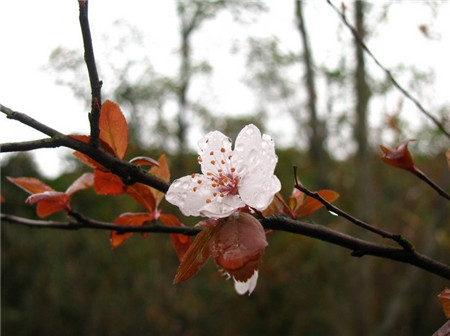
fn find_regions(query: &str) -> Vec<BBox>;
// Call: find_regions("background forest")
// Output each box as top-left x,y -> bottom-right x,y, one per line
1,1 -> 449,335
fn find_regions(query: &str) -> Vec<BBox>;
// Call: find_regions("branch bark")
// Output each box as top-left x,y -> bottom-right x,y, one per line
78,0 -> 102,147
2,212 -> 449,280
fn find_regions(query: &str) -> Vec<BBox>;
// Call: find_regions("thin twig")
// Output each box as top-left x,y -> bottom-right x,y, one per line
1,104 -> 64,138
293,167 -> 415,251
2,212 -> 449,279
326,0 -> 450,139
0,105 -> 170,193
78,0 -> 102,147
1,138 -> 65,152
1,213 -> 200,236
261,215 -> 450,280
413,167 -> 450,200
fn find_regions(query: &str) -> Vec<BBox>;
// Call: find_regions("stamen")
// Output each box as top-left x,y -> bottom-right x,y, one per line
193,187 -> 198,192
210,151 -> 214,155
211,160 -> 216,165
206,199 -> 212,204
220,147 -> 226,153
197,180 -> 202,184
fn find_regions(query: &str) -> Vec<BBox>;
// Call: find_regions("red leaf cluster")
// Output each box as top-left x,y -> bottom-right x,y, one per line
7,174 -> 94,217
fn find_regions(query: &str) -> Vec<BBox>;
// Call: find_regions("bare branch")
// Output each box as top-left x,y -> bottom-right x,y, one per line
1,138 -> 64,152
261,215 -> 450,280
413,167 -> 450,200
326,0 -> 450,139
1,104 -> 64,138
1,213 -> 200,236
78,0 -> 102,146
294,167 -> 414,251
3,211 -> 449,279
1,105 -> 169,193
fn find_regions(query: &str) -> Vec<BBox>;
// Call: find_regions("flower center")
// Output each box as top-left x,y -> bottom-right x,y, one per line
203,147 -> 240,201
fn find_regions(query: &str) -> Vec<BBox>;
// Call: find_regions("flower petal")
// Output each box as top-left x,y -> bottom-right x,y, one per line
165,174 -> 244,218
240,174 -> 281,211
232,124 -> 278,175
234,270 -> 259,295
197,130 -> 233,177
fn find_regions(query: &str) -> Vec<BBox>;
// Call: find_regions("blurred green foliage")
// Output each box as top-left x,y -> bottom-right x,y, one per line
1,146 -> 449,336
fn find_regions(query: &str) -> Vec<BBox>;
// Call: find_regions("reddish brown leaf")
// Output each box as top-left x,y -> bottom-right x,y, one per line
173,223 -> 215,284
125,183 -> 156,212
295,190 -> 340,218
262,192 -> 291,217
149,154 -> 170,205
7,176 -> 53,194
36,200 -> 68,218
159,213 -> 191,261
111,212 -> 153,248
99,100 -> 128,159
380,139 -> 416,172
26,191 -> 67,205
0,195 -> 4,202
438,287 -> 450,318
209,212 -> 268,282
65,172 -> 94,196
94,170 -> 125,195
73,151 -> 106,170
24,192 -> 69,217
129,156 -> 160,167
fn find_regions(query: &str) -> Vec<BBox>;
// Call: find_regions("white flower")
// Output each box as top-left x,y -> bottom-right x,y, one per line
165,124 -> 281,218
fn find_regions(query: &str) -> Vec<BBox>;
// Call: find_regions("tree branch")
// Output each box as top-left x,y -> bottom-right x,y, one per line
0,104 -> 64,138
2,212 -> 449,280
1,104 -> 169,193
294,167 -> 414,251
413,167 -> 450,200
78,0 -> 102,147
1,213 -> 200,235
261,216 -> 450,280
1,138 -> 65,152
325,0 -> 450,139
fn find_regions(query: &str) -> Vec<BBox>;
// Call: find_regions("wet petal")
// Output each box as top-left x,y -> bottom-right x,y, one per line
165,174 -> 213,217
234,270 -> 259,295
165,174 -> 245,218
232,124 -> 263,176
239,173 -> 281,211
198,130 -> 233,177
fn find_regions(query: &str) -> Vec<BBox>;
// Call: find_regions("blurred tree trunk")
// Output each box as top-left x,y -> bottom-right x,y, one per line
295,0 -> 328,186
177,1 -> 201,154
354,0 -> 373,221
352,2 -> 375,335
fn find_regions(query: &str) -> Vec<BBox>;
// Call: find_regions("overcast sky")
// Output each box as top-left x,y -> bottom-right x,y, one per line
1,1 -> 449,177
